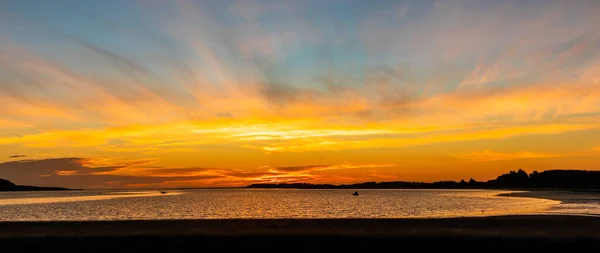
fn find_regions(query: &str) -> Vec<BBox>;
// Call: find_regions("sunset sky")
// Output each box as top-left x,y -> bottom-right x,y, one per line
0,0 -> 599,189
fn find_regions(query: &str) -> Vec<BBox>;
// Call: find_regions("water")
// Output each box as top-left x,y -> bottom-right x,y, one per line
0,189 -> 596,221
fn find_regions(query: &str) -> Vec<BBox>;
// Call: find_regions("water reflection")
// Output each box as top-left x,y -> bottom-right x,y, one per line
0,189 -> 593,221
0,191 -> 180,205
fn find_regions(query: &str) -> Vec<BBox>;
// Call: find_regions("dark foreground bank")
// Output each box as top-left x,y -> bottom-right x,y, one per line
1,215 -> 600,252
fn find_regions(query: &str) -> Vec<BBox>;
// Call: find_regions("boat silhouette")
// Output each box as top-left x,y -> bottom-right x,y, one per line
352,191 -> 359,196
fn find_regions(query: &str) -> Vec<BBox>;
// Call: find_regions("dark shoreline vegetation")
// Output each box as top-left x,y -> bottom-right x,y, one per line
247,169 -> 600,190
2,169 -> 600,191
0,178 -> 70,191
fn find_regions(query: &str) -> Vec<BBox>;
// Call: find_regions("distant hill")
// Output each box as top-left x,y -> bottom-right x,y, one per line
247,169 -> 600,190
0,178 -> 71,191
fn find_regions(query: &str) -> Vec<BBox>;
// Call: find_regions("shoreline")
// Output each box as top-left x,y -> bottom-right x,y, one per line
2,190 -> 600,251
497,190 -> 600,205
2,215 -> 600,252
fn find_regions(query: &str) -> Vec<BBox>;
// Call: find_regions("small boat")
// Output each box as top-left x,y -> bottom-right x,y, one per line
352,191 -> 359,196
160,191 -> 167,194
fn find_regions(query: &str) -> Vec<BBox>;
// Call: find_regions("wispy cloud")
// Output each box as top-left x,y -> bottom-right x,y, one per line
454,150 -> 571,162
0,0 -> 599,185
271,165 -> 328,173
0,157 -> 397,188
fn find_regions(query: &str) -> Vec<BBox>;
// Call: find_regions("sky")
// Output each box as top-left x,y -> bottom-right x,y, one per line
0,0 -> 599,189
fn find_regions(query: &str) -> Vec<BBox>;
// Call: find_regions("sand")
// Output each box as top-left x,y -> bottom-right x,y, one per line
1,215 -> 599,252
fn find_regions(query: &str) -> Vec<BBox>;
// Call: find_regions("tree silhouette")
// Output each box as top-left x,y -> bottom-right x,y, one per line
489,169 -> 529,187
0,178 -> 16,189
248,169 -> 600,190
0,178 -> 69,191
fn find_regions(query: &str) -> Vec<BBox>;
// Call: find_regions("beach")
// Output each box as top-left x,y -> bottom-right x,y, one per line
2,215 -> 600,252
2,189 -> 600,252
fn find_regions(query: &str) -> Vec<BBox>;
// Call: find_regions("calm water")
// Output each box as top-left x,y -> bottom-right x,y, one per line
0,189 -> 597,221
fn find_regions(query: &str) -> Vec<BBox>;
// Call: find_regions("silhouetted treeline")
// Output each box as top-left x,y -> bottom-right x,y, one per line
247,170 -> 600,190
0,178 -> 70,191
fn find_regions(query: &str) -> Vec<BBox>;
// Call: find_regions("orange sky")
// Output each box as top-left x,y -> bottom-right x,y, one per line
0,0 -> 599,188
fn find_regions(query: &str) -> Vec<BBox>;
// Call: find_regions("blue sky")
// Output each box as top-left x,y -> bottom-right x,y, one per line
3,0 -> 596,94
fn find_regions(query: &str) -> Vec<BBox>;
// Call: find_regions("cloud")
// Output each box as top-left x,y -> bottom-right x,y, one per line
0,0 -> 599,184
0,158 -> 224,188
8,154 -> 26,158
272,165 -> 328,173
0,157 -> 398,188
1,0 -> 598,131
270,163 -> 395,173
135,167 -> 224,177
453,150 -> 569,162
